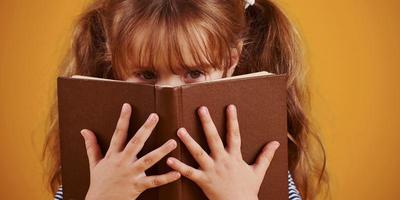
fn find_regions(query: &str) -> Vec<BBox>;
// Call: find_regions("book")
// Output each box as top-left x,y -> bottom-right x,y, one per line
57,71 -> 288,200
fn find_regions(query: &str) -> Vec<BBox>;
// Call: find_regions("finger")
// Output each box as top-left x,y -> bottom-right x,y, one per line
226,104 -> 242,159
122,113 -> 159,158
106,103 -> 132,157
177,128 -> 213,169
140,171 -> 181,190
166,157 -> 204,182
132,139 -> 177,172
81,129 -> 102,171
197,106 -> 225,157
252,141 -> 280,176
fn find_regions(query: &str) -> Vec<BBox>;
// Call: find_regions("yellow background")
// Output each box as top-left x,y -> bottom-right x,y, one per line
0,0 -> 399,199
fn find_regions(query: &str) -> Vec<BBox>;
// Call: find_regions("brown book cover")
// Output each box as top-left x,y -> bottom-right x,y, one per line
57,71 -> 288,200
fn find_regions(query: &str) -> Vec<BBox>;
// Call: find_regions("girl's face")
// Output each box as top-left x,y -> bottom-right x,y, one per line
123,47 -> 240,86
124,67 -> 232,86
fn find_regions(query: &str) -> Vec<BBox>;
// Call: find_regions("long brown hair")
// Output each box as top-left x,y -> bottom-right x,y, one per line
42,0 -> 329,199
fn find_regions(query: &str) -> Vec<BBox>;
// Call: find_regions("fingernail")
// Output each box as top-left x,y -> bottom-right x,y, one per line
167,139 -> 177,148
167,157 -> 174,165
177,128 -> 187,137
229,104 -> 236,111
173,171 -> 181,178
148,113 -> 158,122
80,129 -> 87,138
122,103 -> 129,111
272,141 -> 280,149
200,106 -> 208,114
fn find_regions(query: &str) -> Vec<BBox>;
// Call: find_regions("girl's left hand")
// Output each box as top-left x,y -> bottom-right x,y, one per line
166,105 -> 280,200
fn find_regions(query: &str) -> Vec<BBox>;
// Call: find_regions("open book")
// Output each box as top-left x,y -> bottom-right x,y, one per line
57,71 -> 288,200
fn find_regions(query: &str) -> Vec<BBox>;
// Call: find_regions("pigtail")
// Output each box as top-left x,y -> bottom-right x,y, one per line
237,0 -> 300,76
68,1 -> 113,78
42,1 -> 115,195
237,1 -> 329,199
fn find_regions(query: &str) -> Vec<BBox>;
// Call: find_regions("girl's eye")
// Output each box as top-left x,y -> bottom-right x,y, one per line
137,71 -> 157,80
184,70 -> 206,82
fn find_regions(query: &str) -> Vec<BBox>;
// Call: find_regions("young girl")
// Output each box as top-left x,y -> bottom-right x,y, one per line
43,0 -> 328,199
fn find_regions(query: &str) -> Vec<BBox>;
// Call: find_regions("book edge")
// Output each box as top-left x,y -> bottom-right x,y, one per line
63,71 -> 280,88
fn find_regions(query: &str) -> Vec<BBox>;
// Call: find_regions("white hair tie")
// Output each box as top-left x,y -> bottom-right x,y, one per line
244,0 -> 255,9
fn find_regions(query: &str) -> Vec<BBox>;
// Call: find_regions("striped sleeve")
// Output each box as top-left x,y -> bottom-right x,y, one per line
54,172 -> 302,200
53,185 -> 63,200
288,171 -> 302,200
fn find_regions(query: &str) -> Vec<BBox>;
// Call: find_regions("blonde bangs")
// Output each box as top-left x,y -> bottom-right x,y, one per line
112,11 -> 233,79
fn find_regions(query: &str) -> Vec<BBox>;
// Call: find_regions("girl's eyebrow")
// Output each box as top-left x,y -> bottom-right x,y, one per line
132,65 -> 210,73
130,66 -> 156,72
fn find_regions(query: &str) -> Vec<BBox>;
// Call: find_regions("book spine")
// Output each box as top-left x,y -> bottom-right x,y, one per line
155,86 -> 182,200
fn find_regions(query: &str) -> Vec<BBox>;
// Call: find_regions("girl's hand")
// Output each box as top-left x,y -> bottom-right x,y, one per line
166,105 -> 280,200
81,103 -> 181,200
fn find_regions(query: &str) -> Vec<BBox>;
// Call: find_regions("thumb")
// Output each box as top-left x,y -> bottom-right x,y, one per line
81,129 -> 103,171
252,141 -> 280,176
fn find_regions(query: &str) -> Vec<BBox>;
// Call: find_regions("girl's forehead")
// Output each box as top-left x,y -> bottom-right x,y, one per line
129,45 -> 213,73
113,13 -> 234,78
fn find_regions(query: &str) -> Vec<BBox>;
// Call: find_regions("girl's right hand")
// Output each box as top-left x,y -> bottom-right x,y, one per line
80,103 -> 181,200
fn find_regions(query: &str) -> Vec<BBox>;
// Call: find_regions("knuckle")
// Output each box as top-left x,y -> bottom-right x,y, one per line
218,156 -> 231,166
85,142 -> 94,150
134,163 -> 145,172
204,119 -> 213,127
264,156 -> 272,164
112,155 -> 124,167
222,159 -> 233,169
233,128 -> 240,136
151,178 -> 162,187
195,150 -> 204,158
216,152 -> 229,162
202,175 -> 211,185
234,154 -> 243,162
231,134 -> 240,143
114,127 -> 124,134
129,137 -> 141,145
204,161 -> 214,169
231,117 -> 238,124
184,168 -> 194,177
133,180 -> 145,192
211,135 -> 221,143
104,152 -> 112,159
143,157 -> 154,165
